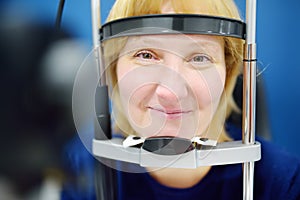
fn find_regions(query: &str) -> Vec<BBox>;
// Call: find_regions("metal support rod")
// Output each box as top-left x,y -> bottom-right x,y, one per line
91,1 -> 117,200
91,0 -> 101,49
91,0 -> 106,86
245,0 -> 257,44
242,49 -> 256,200
243,0 -> 257,200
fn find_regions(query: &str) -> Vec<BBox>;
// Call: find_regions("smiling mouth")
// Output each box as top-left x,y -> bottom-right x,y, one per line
147,106 -> 192,119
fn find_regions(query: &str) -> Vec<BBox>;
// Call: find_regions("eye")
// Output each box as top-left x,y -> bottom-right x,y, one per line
186,54 -> 214,70
189,54 -> 212,65
134,50 -> 157,61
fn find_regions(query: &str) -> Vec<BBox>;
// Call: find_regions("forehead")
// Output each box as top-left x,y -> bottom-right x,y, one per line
161,0 -> 212,14
121,34 -> 224,56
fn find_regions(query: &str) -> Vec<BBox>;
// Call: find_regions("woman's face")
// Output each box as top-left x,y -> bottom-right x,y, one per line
114,34 -> 226,139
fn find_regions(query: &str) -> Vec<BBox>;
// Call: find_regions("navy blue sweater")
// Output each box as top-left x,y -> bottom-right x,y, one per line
61,124 -> 300,200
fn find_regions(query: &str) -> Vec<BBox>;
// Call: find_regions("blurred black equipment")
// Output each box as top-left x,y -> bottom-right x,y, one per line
0,14 -> 85,196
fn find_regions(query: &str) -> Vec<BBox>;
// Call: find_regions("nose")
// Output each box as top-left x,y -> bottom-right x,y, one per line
155,55 -> 188,106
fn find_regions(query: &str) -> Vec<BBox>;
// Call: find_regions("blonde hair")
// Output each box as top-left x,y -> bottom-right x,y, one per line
103,0 -> 244,141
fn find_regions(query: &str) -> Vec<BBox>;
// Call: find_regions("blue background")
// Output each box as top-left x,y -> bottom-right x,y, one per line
2,0 -> 300,156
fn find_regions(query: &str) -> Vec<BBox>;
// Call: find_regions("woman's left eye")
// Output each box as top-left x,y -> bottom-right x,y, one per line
189,54 -> 212,64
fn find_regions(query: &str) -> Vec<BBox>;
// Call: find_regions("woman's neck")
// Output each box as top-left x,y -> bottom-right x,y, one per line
144,128 -> 230,188
147,166 -> 211,188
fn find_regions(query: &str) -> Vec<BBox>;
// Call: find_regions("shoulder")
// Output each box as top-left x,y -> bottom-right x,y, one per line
61,135 -> 96,200
225,122 -> 300,199
255,138 -> 300,199
256,137 -> 300,179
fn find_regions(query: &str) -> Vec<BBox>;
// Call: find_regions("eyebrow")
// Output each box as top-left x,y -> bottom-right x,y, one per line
131,35 -> 221,45
122,35 -> 224,59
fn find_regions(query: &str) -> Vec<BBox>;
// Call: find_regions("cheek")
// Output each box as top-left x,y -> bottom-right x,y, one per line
115,61 -> 159,132
116,83 -> 166,137
116,56 -> 130,82
186,66 -> 226,109
123,85 -> 151,124
119,83 -> 153,109
184,66 -> 225,136
116,57 -> 139,102
116,58 -> 155,106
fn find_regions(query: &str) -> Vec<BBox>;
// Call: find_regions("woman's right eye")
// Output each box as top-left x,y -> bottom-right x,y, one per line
134,50 -> 157,61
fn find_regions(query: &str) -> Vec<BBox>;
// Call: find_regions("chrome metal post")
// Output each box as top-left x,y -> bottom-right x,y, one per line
91,1 -> 117,200
243,0 -> 257,200
91,0 -> 101,48
91,0 -> 105,86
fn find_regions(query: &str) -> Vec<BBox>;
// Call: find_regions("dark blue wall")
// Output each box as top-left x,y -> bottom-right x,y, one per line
236,0 -> 300,156
260,1 -> 300,155
3,0 -> 300,156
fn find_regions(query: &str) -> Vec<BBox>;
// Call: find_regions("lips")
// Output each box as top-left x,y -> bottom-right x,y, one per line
147,106 -> 192,119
